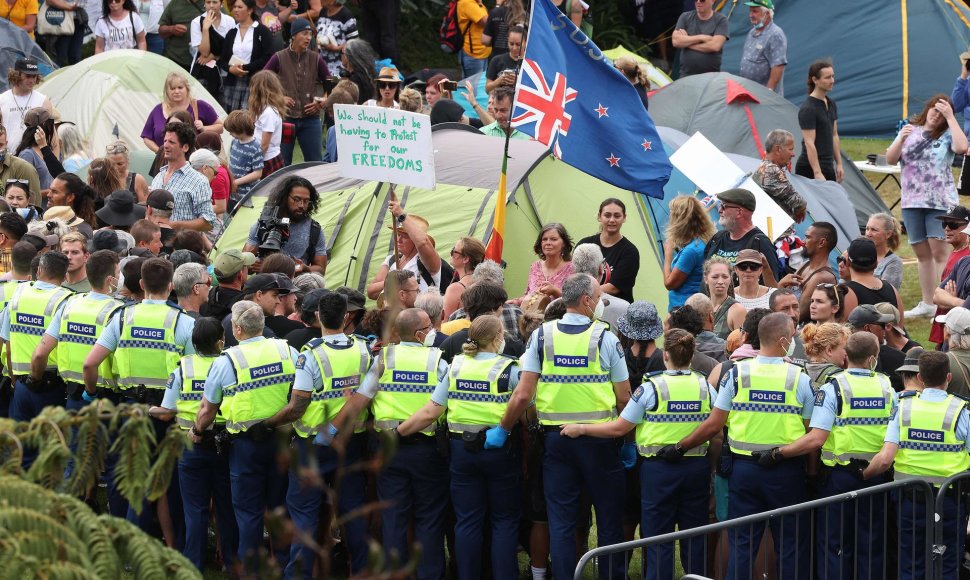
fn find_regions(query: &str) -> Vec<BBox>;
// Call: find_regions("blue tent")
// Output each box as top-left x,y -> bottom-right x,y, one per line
718,0 -> 970,136
0,19 -> 57,93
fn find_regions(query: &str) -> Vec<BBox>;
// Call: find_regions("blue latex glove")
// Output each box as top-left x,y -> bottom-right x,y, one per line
313,423 -> 339,447
620,442 -> 637,469
483,426 -> 510,449
81,390 -> 97,403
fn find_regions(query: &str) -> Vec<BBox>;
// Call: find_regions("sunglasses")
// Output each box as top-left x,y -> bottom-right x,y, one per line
718,203 -> 742,213
106,143 -> 128,154
816,283 -> 840,307
735,262 -> 761,271
5,179 -> 28,186
836,256 -> 846,265
942,221 -> 968,231
377,82 -> 398,90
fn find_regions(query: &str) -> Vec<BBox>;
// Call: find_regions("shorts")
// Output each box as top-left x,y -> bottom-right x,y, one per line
901,207 -> 948,244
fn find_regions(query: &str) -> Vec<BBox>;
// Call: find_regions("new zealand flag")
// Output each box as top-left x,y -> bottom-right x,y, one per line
512,0 -> 672,198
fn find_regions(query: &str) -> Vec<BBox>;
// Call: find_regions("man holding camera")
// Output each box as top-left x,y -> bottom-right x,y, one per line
485,25 -> 525,94
242,176 -> 328,274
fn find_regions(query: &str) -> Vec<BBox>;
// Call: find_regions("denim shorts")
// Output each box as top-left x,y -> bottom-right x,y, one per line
902,207 -> 948,244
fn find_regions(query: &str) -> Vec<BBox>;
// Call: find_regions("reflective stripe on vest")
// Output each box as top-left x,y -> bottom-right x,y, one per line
726,360 -> 805,455
820,371 -> 894,466
637,372 -> 711,457
536,321 -> 616,425
446,354 -> 515,433
114,303 -> 183,389
894,393 -> 970,485
56,294 -> 123,386
8,282 -> 72,373
176,354 -> 221,429
294,336 -> 371,438
221,338 -> 295,434
373,344 -> 442,436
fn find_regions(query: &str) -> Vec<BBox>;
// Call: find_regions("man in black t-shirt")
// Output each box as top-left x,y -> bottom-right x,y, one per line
794,60 -> 843,182
703,188 -> 782,281
485,26 -> 525,94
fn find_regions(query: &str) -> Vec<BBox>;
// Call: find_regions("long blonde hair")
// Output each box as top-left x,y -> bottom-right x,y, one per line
248,70 -> 289,118
162,72 -> 193,109
666,196 -> 716,249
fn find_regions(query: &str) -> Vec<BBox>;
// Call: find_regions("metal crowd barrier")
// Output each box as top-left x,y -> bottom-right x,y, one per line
574,478 -> 938,580
934,472 -> 970,580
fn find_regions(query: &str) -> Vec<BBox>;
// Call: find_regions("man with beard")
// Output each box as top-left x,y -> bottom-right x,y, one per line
777,221 -> 838,323
243,176 -> 328,274
704,188 -> 782,281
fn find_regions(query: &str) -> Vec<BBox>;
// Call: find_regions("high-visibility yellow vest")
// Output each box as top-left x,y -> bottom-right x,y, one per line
820,370 -> 894,467
175,354 -> 222,430
895,393 -> 970,486
446,354 -> 516,433
221,338 -> 295,434
294,336 -> 371,438
0,280 -> 26,369
113,302 -> 186,390
56,293 -> 124,389
372,344 -> 442,436
726,360 -> 806,456
636,371 -> 712,457
535,321 -> 615,425
7,282 -> 72,375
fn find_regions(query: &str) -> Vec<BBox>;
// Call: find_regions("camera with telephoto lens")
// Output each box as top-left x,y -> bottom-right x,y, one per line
255,206 -> 291,258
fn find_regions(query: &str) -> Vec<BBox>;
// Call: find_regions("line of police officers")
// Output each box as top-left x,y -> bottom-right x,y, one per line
4,255 -> 970,579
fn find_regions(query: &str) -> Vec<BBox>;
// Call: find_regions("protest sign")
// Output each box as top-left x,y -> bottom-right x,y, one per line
334,104 -> 436,190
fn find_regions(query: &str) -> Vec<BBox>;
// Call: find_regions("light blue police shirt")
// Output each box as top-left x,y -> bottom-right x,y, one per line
355,341 -> 450,399
621,370 -> 718,423
0,281 -> 69,340
95,299 -> 197,356
884,388 -> 970,452
203,336 -> 302,405
519,313 -> 628,383
809,369 -> 898,431
714,355 -> 815,420
44,292 -> 119,340
294,333 -> 369,392
431,352 -> 521,407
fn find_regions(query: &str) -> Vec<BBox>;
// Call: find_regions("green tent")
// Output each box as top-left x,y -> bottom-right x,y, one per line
601,45 -> 672,90
215,125 -> 668,310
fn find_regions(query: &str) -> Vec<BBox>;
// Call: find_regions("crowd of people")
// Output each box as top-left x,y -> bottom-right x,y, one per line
4,0 -> 970,579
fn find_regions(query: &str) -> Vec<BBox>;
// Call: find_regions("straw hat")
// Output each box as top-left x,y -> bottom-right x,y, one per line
375,67 -> 402,83
387,214 -> 435,246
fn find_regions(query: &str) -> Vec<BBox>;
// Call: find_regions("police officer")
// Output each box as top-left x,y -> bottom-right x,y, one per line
32,251 -> 123,411
560,328 -> 714,579
672,312 -> 815,580
193,300 -> 301,568
392,314 -> 521,580
328,307 -> 450,580
865,350 -> 970,579
0,241 -> 36,418
487,273 -> 632,580
148,317 -> 239,571
772,331 -> 895,580
280,290 -> 372,579
1,251 -> 72,422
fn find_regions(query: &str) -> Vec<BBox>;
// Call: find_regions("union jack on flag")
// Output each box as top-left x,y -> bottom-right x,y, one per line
511,0 -> 671,198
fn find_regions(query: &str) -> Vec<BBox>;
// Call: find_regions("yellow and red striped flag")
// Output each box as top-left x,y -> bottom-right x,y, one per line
484,151 -> 508,262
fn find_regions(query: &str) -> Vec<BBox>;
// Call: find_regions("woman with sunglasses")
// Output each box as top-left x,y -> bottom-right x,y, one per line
732,248 -> 775,311
800,321 -> 849,389
809,283 -> 842,324
702,255 -> 746,340
866,213 -> 903,290
105,140 -> 150,202
365,67 -> 402,109
928,206 -> 970,347
443,236 -> 486,320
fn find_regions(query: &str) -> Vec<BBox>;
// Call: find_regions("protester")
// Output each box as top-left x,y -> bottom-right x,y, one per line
224,110 -> 263,208
808,283 -> 842,324
738,0 -> 786,92
875,302 -> 920,354
800,321 -> 849,388
614,56 -> 650,111
578,198 -> 640,304
795,59 -> 843,182
0,127 -> 42,203
662,195 -> 716,310
57,123 -> 91,173
514,223 -> 574,305
703,255 -> 747,339
485,24 -> 524,94
847,304 -> 906,391
248,70 -> 287,178
94,0 -> 148,53
442,236 -> 485,320
159,0 -> 206,70
189,0 -> 235,98
0,58 -> 53,155
704,188 -> 781,281
217,0 -> 274,112
340,38 -> 377,105
479,86 -> 528,139
684,293 -> 728,362
365,66 -> 401,109
15,108 -> 63,196
672,0 -> 729,77
777,221 -> 837,322
842,238 -> 905,316
866,212 -> 903,290
457,0 -> 491,77
753,129 -> 805,221
150,122 -> 216,234
732,249 -> 775,311
936,307 -> 970,398
141,72 -> 222,153
482,0 -> 525,56
316,0 -> 358,76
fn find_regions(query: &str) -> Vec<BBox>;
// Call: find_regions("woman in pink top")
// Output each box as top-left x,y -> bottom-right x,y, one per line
514,222 -> 575,304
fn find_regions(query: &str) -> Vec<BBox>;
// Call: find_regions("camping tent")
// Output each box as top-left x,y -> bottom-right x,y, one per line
0,19 -> 56,93
648,72 -> 888,229
601,45 -> 673,90
39,50 -> 228,154
214,124 -> 671,309
718,0 -> 970,136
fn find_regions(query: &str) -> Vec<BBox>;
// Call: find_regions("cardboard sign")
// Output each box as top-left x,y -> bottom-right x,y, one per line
669,132 -> 794,241
334,104 -> 436,190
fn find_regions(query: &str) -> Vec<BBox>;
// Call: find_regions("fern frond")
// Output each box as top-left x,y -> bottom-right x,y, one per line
145,424 -> 187,501
108,411 -> 155,512
65,413 -> 108,498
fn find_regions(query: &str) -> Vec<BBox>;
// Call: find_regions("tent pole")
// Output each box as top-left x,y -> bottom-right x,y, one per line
390,184 -> 402,271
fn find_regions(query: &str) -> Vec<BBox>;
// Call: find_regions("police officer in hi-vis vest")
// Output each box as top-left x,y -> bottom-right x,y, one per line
560,328 -> 715,580
279,290 -> 372,579
32,251 -> 123,411
865,350 -> 970,579
393,314 -> 522,580
193,300 -> 301,569
1,251 -> 72,423
671,312 -> 815,580
487,273 -> 632,580
0,240 -> 34,418
148,317 -> 240,572
328,307 -> 450,580
772,331 -> 895,580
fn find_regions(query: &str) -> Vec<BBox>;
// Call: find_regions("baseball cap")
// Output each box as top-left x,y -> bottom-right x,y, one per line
847,238 -> 878,270
334,286 -> 366,311
874,302 -> 908,337
744,0 -> 774,9
735,248 -> 764,266
301,288 -> 332,314
896,346 -> 924,375
935,306 -> 970,335
14,57 -> 39,75
214,249 -> 256,277
24,107 -> 51,128
848,304 -> 894,328
88,229 -> 128,253
243,273 -> 292,295
147,189 -> 175,211
716,188 -> 756,212
935,205 -> 970,224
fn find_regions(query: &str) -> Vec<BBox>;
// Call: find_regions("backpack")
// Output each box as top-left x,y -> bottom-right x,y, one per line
439,0 -> 472,54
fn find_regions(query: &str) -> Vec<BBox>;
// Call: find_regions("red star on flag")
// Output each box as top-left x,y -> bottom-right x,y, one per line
641,139 -> 652,151
606,153 -> 621,167
595,103 -> 609,118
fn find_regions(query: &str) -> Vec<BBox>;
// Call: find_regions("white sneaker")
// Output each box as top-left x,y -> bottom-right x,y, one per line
904,301 -> 936,318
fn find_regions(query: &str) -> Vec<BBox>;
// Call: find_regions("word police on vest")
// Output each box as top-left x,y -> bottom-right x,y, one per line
131,327 -> 165,340
393,370 -> 428,383
67,322 -> 97,336
191,380 -> 205,392
554,355 -> 588,367
456,379 -> 491,393
332,376 -> 361,389
16,313 -> 45,327
750,390 -> 786,403
250,362 -> 283,379
850,397 -> 886,410
668,401 -> 702,413
909,429 -> 944,442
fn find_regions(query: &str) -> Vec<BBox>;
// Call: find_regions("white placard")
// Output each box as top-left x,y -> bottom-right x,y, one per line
669,132 -> 794,241
334,105 -> 436,190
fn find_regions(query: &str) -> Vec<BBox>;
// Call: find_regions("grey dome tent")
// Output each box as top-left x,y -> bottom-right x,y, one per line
0,19 -> 56,93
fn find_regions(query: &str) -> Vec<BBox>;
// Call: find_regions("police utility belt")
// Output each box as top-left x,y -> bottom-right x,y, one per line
19,371 -> 65,394
119,385 -> 166,407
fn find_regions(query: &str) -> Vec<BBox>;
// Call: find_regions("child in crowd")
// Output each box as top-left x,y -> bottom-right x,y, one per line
247,70 -> 287,179
224,110 -> 264,212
